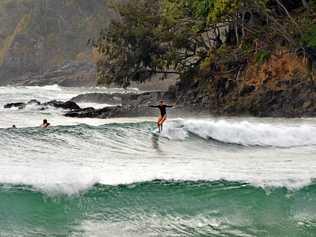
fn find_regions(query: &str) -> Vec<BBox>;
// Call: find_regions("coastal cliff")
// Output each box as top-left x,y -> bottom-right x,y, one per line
0,0 -> 111,86
175,49 -> 316,117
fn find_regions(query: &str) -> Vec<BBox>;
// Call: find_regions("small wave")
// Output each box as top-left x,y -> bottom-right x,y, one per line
0,173 -> 314,196
31,84 -> 63,91
2,180 -> 316,237
3,118 -> 316,147
1,179 -> 316,197
1,120 -> 316,197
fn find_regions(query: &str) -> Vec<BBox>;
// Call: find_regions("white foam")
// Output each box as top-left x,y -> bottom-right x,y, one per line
1,84 -> 316,195
162,119 -> 316,147
0,116 -> 315,195
0,145 -> 315,196
77,102 -> 117,109
33,84 -> 63,91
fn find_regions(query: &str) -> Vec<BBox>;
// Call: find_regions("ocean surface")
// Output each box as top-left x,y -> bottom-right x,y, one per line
0,85 -> 316,237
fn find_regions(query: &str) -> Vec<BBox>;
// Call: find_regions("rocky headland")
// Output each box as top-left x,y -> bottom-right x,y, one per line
4,68 -> 315,119
3,90 -> 194,119
1,0 -> 316,118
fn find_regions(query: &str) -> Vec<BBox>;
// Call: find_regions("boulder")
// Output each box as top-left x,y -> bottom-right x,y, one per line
70,91 -> 176,108
65,106 -> 125,118
27,99 -> 41,105
4,102 -> 26,109
70,93 -> 124,105
65,104 -> 162,119
43,100 -> 81,110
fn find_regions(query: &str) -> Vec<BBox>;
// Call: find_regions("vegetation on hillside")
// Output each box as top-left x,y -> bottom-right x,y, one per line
94,0 -> 316,88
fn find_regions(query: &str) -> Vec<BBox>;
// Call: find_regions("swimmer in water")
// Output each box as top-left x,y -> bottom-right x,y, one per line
149,100 -> 174,132
40,119 -> 50,128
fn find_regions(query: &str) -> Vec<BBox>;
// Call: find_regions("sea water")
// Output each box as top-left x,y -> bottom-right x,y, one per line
0,85 -> 315,237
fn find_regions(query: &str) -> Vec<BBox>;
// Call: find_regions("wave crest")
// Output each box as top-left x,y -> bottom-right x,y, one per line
162,119 -> 316,147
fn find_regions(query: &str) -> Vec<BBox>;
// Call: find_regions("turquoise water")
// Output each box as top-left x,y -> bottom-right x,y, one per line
1,181 -> 316,237
0,86 -> 316,236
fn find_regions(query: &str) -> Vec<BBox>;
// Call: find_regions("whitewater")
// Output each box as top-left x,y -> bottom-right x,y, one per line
0,85 -> 316,237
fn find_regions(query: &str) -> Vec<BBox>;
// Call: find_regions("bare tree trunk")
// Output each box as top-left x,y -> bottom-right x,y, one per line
275,0 -> 298,27
235,13 -> 239,46
241,11 -> 245,41
274,0 -> 302,37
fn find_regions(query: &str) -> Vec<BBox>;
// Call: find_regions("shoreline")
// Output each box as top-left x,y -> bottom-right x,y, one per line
2,88 -> 316,119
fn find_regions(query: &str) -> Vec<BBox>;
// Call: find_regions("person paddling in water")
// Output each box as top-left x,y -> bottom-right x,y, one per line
150,100 -> 174,132
40,119 -> 50,128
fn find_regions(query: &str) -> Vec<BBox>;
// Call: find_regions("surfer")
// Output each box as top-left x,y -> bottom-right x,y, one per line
149,100 -> 174,132
40,119 -> 50,128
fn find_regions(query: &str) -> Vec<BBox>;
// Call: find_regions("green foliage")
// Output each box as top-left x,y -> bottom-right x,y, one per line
94,0 -> 208,87
208,0 -> 239,22
94,0 -> 163,87
162,0 -> 214,25
200,54 -> 214,72
255,49 -> 271,64
94,0 -> 315,87
302,25 -> 316,48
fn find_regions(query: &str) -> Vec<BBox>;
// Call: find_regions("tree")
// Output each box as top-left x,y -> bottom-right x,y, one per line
93,0 -> 314,87
93,0 -> 166,87
94,0 -> 208,87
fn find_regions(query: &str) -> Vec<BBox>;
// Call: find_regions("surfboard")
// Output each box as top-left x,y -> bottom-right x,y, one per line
151,129 -> 170,140
151,129 -> 160,136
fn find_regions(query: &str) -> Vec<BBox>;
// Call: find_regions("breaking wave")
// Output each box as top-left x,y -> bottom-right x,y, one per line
162,119 -> 316,147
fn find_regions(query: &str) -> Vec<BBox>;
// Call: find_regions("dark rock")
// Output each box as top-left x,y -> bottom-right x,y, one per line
27,99 -> 41,105
4,99 -> 81,111
43,100 -> 81,110
65,107 -> 98,118
64,105 -> 155,118
64,100 -> 189,119
71,91 -> 175,108
4,102 -> 26,109
71,93 -> 123,105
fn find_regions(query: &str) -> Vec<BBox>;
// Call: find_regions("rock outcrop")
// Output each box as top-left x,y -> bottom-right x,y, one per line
43,100 -> 81,110
4,102 -> 27,109
70,90 -> 176,107
2,90 -> 181,118
209,52 -> 316,117
178,51 -> 316,117
65,105 -> 157,119
66,90 -> 178,118
4,99 -> 80,111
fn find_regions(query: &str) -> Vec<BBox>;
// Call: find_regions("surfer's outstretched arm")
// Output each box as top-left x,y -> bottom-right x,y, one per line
149,101 -> 174,132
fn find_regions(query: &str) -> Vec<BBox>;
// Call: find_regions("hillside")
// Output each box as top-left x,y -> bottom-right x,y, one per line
94,0 -> 316,117
0,0 -> 111,86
